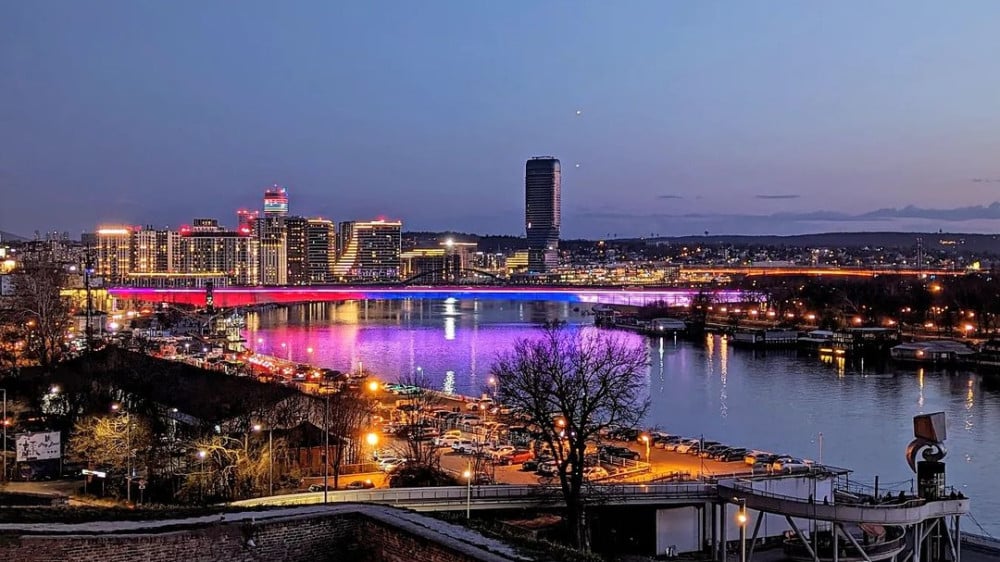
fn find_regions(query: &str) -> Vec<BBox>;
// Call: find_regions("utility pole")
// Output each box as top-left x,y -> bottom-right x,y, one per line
1,388 -> 7,483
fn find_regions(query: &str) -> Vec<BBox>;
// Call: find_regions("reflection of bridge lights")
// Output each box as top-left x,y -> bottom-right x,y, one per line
443,370 -> 455,395
445,317 -> 456,340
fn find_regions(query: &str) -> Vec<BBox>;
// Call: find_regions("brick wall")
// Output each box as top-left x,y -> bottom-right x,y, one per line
0,505 -> 520,562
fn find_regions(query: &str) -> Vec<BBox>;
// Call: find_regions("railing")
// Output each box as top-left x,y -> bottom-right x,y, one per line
231,482 -> 715,509
718,479 -> 970,524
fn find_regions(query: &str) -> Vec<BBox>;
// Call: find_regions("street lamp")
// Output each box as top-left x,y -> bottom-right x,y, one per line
367,380 -> 380,394
366,432 -> 379,447
640,434 -> 651,465
736,498 -> 748,562
463,462 -> 472,520
198,449 -> 207,501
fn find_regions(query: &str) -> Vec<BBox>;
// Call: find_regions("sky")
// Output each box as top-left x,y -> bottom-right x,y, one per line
5,1 -> 1000,239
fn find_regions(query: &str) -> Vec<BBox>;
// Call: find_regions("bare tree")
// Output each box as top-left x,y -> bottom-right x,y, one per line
68,414 -> 153,497
8,253 -> 71,368
491,325 -> 649,550
394,371 -> 445,469
312,389 -> 375,489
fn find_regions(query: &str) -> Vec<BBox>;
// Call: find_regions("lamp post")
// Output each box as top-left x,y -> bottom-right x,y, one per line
640,434 -> 651,465
198,449 -> 207,502
736,498 -> 748,562
818,432 -> 824,465
463,462 -> 472,520
253,423 -> 273,496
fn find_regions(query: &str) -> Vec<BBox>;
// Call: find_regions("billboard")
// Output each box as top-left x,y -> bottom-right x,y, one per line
16,431 -> 62,462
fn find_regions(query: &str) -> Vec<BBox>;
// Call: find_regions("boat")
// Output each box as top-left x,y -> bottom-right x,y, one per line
730,329 -> 800,348
783,525 -> 906,562
890,340 -> 976,365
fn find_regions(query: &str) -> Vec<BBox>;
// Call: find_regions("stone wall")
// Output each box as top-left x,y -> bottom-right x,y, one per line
0,504 -> 524,562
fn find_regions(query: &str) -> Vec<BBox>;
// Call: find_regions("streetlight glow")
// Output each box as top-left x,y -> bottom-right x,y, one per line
368,380 -> 380,393
366,432 -> 379,447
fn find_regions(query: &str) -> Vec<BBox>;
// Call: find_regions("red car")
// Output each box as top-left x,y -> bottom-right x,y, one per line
503,449 -> 534,465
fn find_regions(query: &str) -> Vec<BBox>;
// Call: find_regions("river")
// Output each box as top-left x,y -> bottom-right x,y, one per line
245,298 -> 1000,536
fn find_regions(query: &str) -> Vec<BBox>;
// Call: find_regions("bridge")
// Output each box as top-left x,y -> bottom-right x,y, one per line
109,286 -> 751,308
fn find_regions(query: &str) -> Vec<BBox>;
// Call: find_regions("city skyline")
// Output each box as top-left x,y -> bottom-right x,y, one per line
8,3 -> 1000,237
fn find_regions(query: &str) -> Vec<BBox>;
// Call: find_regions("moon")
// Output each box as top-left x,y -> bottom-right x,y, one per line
575,110 -> 582,116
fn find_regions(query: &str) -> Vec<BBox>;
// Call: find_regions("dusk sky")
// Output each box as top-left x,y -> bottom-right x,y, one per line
5,2 -> 1000,239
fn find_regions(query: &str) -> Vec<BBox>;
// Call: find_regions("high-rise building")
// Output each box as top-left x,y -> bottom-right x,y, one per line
237,209 -> 259,235
95,226 -> 134,283
170,224 -> 258,286
285,216 -> 308,285
306,218 -> 336,284
263,185 -> 289,217
332,219 -> 402,281
133,227 -> 172,273
525,157 -> 561,272
257,216 -> 287,285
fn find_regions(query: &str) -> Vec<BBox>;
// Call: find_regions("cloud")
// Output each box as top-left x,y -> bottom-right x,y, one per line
657,194 -> 683,200
755,194 -> 800,200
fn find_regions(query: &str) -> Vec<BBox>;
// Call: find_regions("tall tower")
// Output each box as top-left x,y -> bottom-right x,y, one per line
263,185 -> 289,217
259,185 -> 288,285
525,157 -> 561,272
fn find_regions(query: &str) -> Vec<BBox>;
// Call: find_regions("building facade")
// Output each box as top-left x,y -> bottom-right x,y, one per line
525,156 -> 561,272
306,218 -> 336,284
257,216 -> 287,285
94,226 -> 134,283
285,216 -> 309,285
332,220 -> 402,281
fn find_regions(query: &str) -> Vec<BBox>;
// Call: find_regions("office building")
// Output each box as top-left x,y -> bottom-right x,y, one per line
285,216 -> 308,284
306,218 -> 336,283
263,185 -> 289,217
525,156 -> 561,272
332,219 -> 402,281
257,217 -> 287,285
236,209 -> 259,235
169,224 -> 258,286
94,226 -> 134,283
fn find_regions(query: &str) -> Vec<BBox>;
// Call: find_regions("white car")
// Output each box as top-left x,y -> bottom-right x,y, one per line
376,457 -> 401,471
489,446 -> 516,460
434,435 -> 462,448
583,466 -> 609,480
675,439 -> 701,454
373,448 -> 401,461
452,440 -> 481,455
381,458 -> 408,473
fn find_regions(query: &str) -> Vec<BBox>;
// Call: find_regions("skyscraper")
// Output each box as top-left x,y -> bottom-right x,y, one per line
285,216 -> 308,285
306,218 -> 336,283
263,185 -> 289,217
525,156 -> 561,272
259,186 -> 288,285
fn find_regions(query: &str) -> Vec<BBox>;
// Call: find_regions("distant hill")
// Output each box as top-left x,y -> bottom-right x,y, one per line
0,230 -> 26,243
642,232 -> 1000,254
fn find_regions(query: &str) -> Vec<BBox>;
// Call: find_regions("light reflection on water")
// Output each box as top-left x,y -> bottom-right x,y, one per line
248,299 -> 1000,534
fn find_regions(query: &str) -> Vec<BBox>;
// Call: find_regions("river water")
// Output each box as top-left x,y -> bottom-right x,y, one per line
245,299 -> 1000,535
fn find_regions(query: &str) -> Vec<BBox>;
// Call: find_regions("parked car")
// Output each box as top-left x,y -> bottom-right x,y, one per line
583,466 -> 610,480
373,448 -> 400,461
345,479 -> 375,490
433,435 -> 461,448
744,450 -> 772,465
502,449 -> 534,465
459,414 -> 482,426
536,460 -> 560,477
380,458 -> 408,473
700,444 -> 729,458
674,439 -> 701,454
772,457 -> 812,473
717,447 -> 748,462
489,446 -> 516,461
452,440 -> 481,455
600,445 -> 640,461
308,484 -> 333,492
409,427 -> 440,441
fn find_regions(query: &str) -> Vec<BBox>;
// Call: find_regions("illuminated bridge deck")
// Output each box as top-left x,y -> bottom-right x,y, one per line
109,286 -> 749,308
